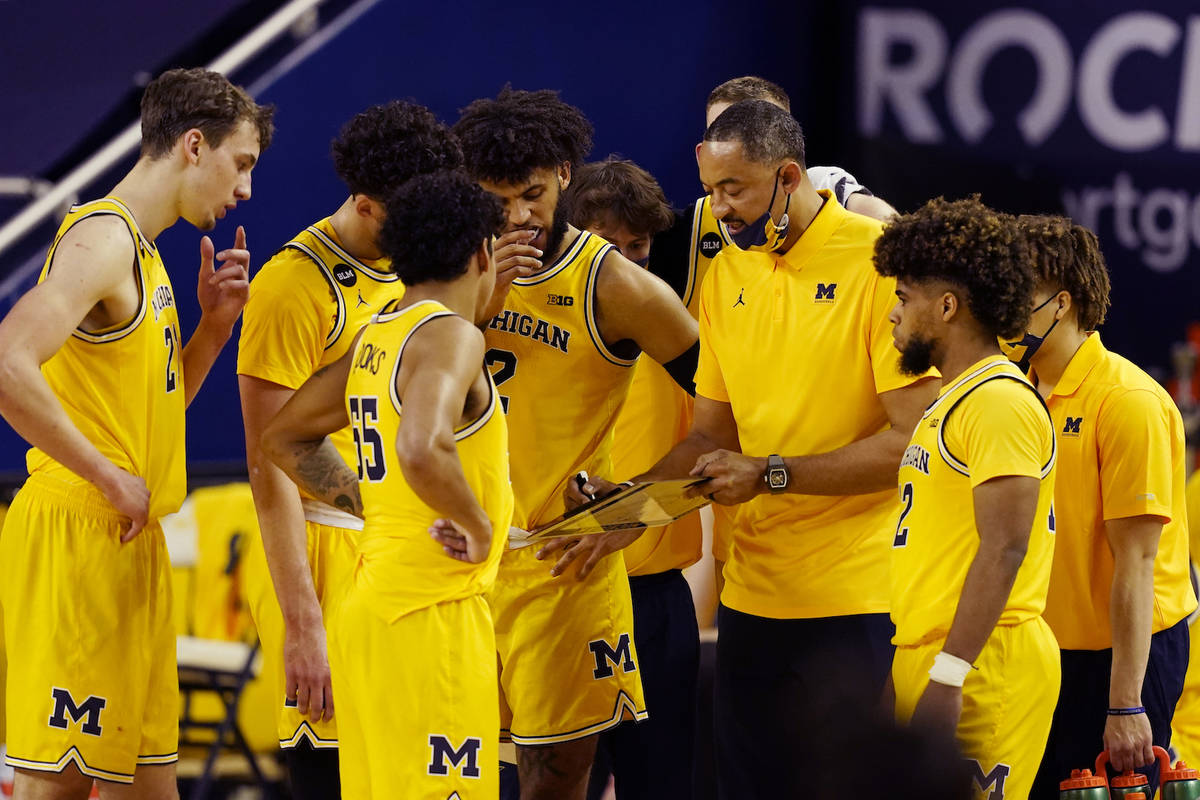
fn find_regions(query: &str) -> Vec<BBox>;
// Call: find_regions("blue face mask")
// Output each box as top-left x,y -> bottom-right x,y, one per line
721,168 -> 791,253
631,255 -> 650,268
1001,292 -> 1061,373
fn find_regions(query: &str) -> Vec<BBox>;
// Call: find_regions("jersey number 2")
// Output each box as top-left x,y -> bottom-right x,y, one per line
485,348 -> 517,413
348,395 -> 386,482
163,326 -> 180,393
893,482 -> 914,548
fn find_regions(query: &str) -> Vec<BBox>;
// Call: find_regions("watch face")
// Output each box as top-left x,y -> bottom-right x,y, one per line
768,469 -> 787,489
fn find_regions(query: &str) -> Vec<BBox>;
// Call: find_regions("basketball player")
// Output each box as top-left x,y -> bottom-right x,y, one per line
440,88 -> 699,800
237,101 -> 461,797
561,101 -> 936,799
1019,217 -> 1195,797
874,197 -> 1059,799
0,68 -> 272,799
262,169 -> 510,798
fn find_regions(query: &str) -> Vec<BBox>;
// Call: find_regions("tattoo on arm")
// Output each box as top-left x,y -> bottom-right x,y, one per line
289,439 -> 363,517
517,744 -> 568,782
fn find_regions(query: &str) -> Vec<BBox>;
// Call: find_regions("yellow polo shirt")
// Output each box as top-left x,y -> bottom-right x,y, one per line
695,190 -> 915,619
1039,333 -> 1196,650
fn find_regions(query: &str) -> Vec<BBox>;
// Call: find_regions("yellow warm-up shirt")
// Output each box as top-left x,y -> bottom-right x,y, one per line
1039,334 -> 1195,650
892,357 -> 1058,646
485,231 -> 635,531
27,197 -> 186,520
348,300 -> 512,622
695,191 -> 913,619
237,218 -> 402,509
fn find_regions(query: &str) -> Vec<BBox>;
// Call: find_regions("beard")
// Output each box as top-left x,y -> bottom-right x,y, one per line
898,334 -> 935,376
543,194 -> 571,261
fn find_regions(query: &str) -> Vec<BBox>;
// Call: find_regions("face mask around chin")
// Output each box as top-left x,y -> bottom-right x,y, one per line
1001,293 -> 1062,372
721,169 -> 791,253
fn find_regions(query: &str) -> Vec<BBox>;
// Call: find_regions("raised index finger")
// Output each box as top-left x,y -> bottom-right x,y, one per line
235,225 -> 247,251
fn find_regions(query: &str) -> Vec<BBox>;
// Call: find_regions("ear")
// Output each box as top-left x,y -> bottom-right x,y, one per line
1054,289 -> 1072,321
182,129 -> 204,165
780,161 -> 804,194
353,194 -> 379,219
940,291 -> 960,323
476,238 -> 493,273
557,162 -> 571,191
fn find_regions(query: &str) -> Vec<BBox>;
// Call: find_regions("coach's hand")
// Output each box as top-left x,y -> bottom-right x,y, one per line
98,463 -> 150,543
564,474 -> 623,510
910,681 -> 962,742
284,620 -> 334,723
1104,710 -> 1154,771
689,450 -> 767,505
537,529 -> 642,580
197,225 -> 251,336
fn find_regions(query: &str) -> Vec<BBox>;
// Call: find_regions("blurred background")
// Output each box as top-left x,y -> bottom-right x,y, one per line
0,0 -> 1196,485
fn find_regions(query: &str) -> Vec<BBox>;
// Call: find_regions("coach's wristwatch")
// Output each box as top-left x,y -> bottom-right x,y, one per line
764,454 -> 789,494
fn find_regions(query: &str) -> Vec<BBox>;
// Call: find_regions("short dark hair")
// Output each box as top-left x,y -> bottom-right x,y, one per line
453,86 -> 593,185
1018,215 -> 1111,331
331,101 -> 462,199
704,100 -> 805,166
140,68 -> 274,159
566,158 -> 674,237
380,171 -> 505,285
707,76 -> 791,112
874,196 -> 1035,340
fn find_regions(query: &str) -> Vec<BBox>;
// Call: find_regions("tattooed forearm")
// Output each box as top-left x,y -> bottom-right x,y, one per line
286,438 -> 364,518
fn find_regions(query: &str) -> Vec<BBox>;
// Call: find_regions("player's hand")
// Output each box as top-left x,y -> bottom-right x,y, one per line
910,681 -> 962,742
689,450 -> 767,505
563,473 -> 623,510
1103,711 -> 1154,771
97,464 -> 150,542
283,619 -> 334,723
536,529 -> 643,579
197,225 -> 251,335
482,230 -> 542,320
429,517 -> 493,563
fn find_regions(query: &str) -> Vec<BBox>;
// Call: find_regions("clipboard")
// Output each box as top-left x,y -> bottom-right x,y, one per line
522,477 -> 712,540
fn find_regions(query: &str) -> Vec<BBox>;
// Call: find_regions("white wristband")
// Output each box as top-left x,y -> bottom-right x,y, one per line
928,651 -> 973,688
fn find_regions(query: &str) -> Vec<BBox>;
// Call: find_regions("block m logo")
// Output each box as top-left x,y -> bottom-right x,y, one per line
48,688 -> 105,736
1062,417 -> 1083,435
427,735 -> 482,779
589,633 -> 637,679
814,283 -> 837,301
969,760 -> 1010,800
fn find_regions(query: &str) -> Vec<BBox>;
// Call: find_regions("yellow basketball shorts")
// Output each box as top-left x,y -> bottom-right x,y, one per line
488,546 -> 647,745
244,518 -> 358,748
330,587 -> 498,799
893,616 -> 1060,800
0,474 -> 177,783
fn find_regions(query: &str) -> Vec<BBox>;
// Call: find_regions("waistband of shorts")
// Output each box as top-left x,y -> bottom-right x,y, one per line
629,568 -> 685,589
20,472 -> 128,521
302,498 -> 364,531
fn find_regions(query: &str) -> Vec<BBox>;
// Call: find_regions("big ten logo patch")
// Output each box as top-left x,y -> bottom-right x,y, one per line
427,735 -> 482,779
546,293 -> 574,306
589,633 -> 637,680
699,232 -> 724,258
48,688 -> 106,736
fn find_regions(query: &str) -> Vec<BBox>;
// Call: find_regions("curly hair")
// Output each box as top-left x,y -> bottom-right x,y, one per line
140,68 -> 274,159
1018,214 -> 1111,331
453,86 -> 593,185
704,100 -> 805,166
707,76 -> 791,112
566,157 -> 675,236
380,170 -> 505,285
331,101 -> 462,199
874,196 -> 1034,340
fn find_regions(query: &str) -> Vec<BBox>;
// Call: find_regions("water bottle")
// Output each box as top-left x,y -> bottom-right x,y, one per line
1058,768 -> 1108,799
1162,757 -> 1200,800
1096,745 -> 1176,798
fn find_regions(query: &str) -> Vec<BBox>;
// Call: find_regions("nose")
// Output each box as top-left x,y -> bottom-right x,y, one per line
236,173 -> 251,201
709,190 -> 731,220
509,199 -> 532,227
888,301 -> 901,326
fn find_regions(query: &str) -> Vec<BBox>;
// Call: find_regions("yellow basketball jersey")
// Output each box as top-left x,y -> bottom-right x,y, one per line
348,300 -> 512,622
485,231 -> 636,530
26,198 -> 185,521
238,218 -> 403,506
891,356 -> 1057,646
